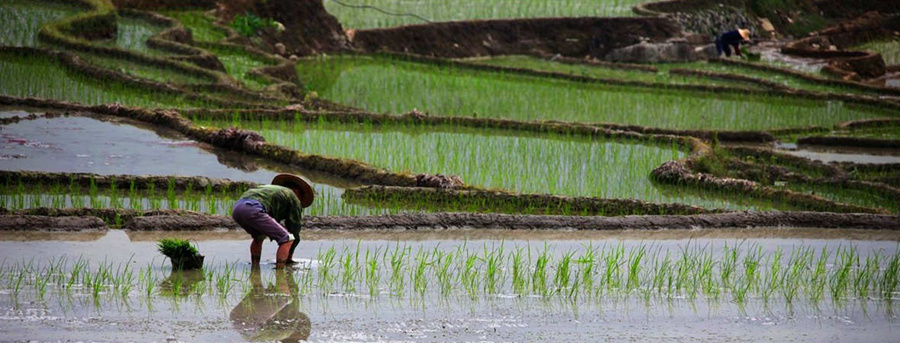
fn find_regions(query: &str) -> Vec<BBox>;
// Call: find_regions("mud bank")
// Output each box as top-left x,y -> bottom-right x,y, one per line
352,17 -> 680,59
60,211 -> 900,231
185,107 -> 708,151
343,186 -> 717,216
0,170 -> 257,192
0,215 -> 106,231
651,161 -> 886,214
0,96 -> 416,187
782,12 -> 900,80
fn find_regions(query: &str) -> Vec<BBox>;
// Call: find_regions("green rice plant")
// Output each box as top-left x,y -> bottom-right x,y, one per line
655,61 -> 875,96
388,243 -> 408,296
0,0 -> 85,47
553,251 -> 574,297
0,50 -> 214,108
483,243 -> 504,295
316,247 -> 337,294
461,249 -> 480,299
412,248 -> 429,297
474,55 -> 759,89
157,238 -> 200,262
97,15 -> 171,56
195,118 -> 777,212
880,252 -> 900,300
205,45 -> 275,90
532,245 -> 550,297
365,247 -> 381,297
510,247 -> 528,296
295,55 -> 888,131
324,0 -> 645,30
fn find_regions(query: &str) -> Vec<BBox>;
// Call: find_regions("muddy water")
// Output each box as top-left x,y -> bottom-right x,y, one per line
779,144 -> 900,164
0,110 -> 392,216
0,230 -> 898,342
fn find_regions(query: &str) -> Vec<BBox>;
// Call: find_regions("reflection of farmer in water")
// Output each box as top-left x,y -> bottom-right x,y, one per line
716,28 -> 751,57
230,267 -> 311,342
232,174 -> 314,269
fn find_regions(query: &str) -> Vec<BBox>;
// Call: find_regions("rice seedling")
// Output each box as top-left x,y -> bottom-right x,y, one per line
0,0 -> 86,47
0,50 -> 215,108
324,0 -> 646,30
97,15 -> 171,56
203,45 -> 275,90
195,118 -> 784,212
472,55 -> 760,89
295,55 -> 889,130
78,52 -> 214,85
3,242 -> 898,312
654,61 -> 876,96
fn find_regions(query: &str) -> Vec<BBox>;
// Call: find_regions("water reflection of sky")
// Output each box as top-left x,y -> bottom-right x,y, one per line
0,111 -> 389,216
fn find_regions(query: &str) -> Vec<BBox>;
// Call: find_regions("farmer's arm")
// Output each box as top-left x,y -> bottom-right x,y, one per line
732,43 -> 742,56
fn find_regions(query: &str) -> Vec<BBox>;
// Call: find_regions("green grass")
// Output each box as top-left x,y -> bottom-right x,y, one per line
78,53 -> 215,85
162,10 -> 227,43
296,55 -> 889,131
0,0 -> 86,47
324,0 -> 645,30
856,39 -> 900,66
655,61 -> 875,96
471,55 -> 762,89
0,50 -> 216,108
195,118 -> 778,211
204,45 -> 274,90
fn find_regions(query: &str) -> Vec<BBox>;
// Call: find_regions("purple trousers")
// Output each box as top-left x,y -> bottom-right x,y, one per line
232,198 -> 291,244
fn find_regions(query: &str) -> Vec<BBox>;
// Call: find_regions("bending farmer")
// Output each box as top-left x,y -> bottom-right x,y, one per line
716,28 -> 751,57
232,174 -> 314,268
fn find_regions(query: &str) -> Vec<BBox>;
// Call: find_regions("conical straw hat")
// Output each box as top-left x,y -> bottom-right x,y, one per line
271,174 -> 314,208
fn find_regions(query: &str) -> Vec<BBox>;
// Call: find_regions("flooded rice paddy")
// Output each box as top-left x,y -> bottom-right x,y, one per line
0,0 -> 85,48
1,230 -> 899,342
0,110 -> 399,216
296,56 -> 885,131
196,118 -> 785,212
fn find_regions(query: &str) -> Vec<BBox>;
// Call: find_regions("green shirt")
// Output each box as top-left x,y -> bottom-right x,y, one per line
240,185 -> 303,233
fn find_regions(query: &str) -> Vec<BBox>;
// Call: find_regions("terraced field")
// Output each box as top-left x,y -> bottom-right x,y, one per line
2,1 -> 900,342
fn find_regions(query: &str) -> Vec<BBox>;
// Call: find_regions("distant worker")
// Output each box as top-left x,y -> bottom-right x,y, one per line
232,174 -> 314,268
716,28 -> 751,58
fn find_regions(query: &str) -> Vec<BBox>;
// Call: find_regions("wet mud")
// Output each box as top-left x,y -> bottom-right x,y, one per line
0,170 -> 257,192
18,209 -> 897,232
0,215 -> 106,231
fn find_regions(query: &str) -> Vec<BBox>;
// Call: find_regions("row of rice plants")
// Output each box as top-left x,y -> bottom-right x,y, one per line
783,182 -> 900,214
3,242 -> 898,307
96,15 -> 172,57
196,117 -> 782,211
0,176 -> 246,216
204,45 -> 275,90
469,55 -> 761,89
654,61 -> 875,96
0,175 -> 406,217
295,55 -> 887,131
324,0 -> 644,30
0,50 -> 217,108
855,39 -> 900,66
161,10 -> 228,43
0,0 -> 86,48
78,52 -> 214,85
